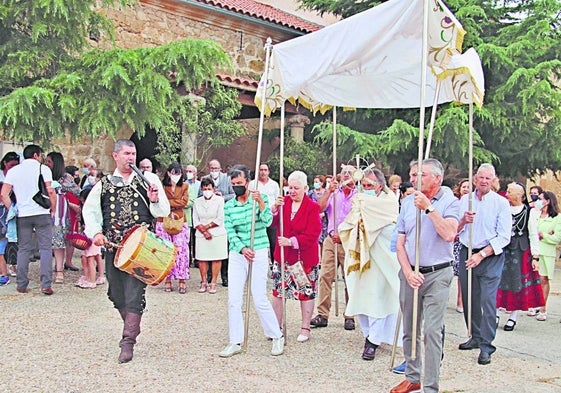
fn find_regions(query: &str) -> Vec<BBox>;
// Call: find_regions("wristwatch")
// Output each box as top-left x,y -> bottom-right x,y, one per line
425,205 -> 435,214
479,250 -> 487,258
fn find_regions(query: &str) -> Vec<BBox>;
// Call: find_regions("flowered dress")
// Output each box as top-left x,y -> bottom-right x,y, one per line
155,183 -> 190,280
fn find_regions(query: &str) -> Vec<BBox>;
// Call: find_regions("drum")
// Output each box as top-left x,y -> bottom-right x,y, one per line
114,225 -> 177,286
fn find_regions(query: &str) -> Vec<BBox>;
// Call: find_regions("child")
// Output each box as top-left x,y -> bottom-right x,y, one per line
75,188 -> 101,289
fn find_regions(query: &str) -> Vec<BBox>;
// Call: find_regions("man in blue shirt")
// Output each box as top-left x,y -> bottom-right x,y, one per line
391,158 -> 459,393
457,163 -> 511,365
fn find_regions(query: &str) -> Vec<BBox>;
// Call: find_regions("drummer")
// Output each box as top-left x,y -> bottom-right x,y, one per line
82,139 -> 170,364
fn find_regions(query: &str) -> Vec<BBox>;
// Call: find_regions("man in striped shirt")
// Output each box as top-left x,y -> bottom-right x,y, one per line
219,165 -> 284,358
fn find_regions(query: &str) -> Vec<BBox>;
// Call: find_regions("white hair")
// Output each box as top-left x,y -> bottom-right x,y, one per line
477,163 -> 496,177
288,170 -> 308,188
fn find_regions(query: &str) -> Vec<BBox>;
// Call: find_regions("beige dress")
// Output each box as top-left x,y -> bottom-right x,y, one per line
193,194 -> 228,261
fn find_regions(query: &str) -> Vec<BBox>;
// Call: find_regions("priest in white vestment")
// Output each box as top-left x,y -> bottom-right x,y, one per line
339,168 -> 402,360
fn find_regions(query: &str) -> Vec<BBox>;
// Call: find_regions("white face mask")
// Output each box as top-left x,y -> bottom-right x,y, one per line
87,175 -> 97,186
210,171 -> 220,179
202,190 -> 214,199
535,200 -> 544,210
186,172 -> 194,180
170,174 -> 181,184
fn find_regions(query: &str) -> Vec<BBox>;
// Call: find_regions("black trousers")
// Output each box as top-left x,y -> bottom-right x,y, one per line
106,252 -> 147,315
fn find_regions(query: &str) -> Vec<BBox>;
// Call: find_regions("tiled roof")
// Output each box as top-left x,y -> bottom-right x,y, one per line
216,73 -> 259,90
197,0 -> 322,33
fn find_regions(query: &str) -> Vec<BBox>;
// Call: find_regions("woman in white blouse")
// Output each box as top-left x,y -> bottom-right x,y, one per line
193,177 -> 228,294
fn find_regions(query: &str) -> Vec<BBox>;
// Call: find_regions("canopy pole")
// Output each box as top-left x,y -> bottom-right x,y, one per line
411,0 -> 430,362
467,101 -> 474,337
279,104 -> 287,341
332,107 -> 340,317
244,37 -> 273,352
424,81 -> 442,159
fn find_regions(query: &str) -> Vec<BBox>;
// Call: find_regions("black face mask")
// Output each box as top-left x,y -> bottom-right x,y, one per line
530,194 -> 539,202
233,185 -> 246,197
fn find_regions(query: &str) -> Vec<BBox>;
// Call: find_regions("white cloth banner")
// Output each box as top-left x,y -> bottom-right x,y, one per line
256,0 -> 485,114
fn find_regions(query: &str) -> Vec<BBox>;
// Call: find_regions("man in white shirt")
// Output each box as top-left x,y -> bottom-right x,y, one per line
1,144 -> 56,295
82,139 -> 170,363
249,163 -> 280,255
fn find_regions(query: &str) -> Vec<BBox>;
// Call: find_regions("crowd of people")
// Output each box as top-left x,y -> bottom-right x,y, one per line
1,141 -> 560,391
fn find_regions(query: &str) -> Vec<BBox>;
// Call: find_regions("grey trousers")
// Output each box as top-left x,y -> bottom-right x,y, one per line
399,266 -> 452,393
16,214 -> 53,290
458,246 -> 504,354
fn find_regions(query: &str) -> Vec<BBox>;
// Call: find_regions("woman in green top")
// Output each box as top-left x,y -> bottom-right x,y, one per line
534,191 -> 561,321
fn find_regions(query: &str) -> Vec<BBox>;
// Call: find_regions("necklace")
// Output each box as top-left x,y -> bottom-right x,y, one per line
511,205 -> 528,237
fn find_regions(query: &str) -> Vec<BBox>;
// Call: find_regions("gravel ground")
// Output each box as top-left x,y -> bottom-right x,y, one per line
2,258 -> 561,393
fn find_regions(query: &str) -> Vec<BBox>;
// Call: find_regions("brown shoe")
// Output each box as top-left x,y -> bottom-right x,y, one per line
390,380 -> 421,393
41,287 -> 54,295
16,287 -> 29,294
310,314 -> 328,328
344,318 -> 355,330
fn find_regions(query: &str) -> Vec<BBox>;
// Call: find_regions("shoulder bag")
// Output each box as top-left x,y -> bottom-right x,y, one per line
32,163 -> 51,209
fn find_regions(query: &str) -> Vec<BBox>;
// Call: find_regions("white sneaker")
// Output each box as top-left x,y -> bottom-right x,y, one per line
96,277 -> 105,285
219,343 -> 242,358
271,336 -> 284,356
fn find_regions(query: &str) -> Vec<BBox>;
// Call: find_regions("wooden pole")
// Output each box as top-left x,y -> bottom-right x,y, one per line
279,104 -> 287,340
244,37 -> 273,352
411,0 -> 430,362
467,101 -> 474,337
332,107 -> 339,317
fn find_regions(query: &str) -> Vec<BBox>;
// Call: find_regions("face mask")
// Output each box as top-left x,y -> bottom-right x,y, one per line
233,185 -> 246,197
186,172 -> 194,180
363,189 -> 377,197
87,175 -> 97,186
74,177 -> 80,185
530,194 -> 539,202
535,200 -> 544,210
210,171 -> 220,179
82,167 -> 89,175
170,174 -> 181,184
313,182 -> 321,190
202,190 -> 214,199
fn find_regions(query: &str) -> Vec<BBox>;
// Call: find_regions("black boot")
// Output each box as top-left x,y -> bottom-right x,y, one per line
118,312 -> 142,363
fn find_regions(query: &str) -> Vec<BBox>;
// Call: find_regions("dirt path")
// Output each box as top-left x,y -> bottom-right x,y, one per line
2,260 -> 561,393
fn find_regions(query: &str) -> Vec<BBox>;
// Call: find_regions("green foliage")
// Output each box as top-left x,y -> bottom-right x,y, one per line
0,1 -> 239,160
297,0 -> 561,177
154,84 -> 245,168
267,137 -> 328,182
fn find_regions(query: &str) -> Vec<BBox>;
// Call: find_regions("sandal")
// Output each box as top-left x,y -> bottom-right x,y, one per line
208,283 -> 217,294
297,327 -> 310,342
164,281 -> 172,292
526,308 -> 538,316
198,282 -> 208,293
503,318 -> 516,331
54,271 -> 64,284
178,281 -> 186,294
536,312 -> 547,321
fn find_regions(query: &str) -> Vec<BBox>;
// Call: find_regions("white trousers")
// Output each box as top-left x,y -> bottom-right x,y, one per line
358,313 -> 402,346
227,249 -> 282,344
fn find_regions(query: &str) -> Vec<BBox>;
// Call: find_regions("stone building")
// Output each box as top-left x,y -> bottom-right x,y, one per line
4,0 -> 330,174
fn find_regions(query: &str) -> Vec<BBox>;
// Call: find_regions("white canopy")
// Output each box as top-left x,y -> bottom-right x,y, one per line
255,0 -> 484,115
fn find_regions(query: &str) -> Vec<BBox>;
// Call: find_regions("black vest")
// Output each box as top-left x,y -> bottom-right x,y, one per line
100,175 -> 154,247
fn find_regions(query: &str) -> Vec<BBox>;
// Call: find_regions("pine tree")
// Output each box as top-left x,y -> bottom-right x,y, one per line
0,0 -> 243,165
299,0 -> 561,177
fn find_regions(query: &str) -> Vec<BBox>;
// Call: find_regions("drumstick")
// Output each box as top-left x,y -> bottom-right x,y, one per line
130,164 -> 152,187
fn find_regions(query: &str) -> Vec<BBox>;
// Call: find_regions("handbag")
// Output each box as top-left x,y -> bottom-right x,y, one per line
162,212 -> 184,235
32,163 -> 51,209
287,251 -> 310,289
65,219 -> 92,250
